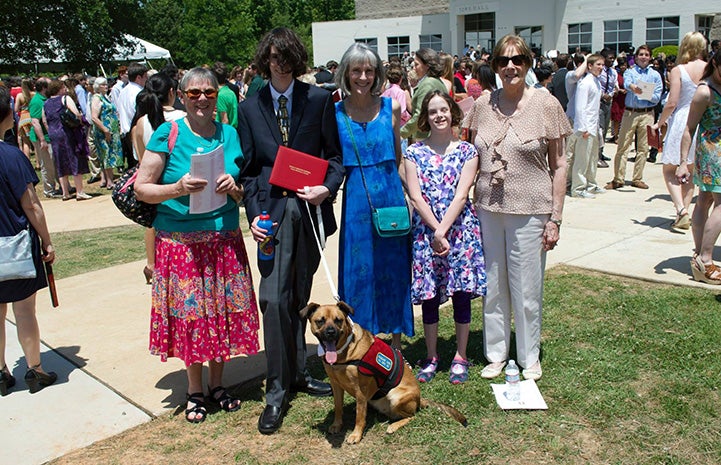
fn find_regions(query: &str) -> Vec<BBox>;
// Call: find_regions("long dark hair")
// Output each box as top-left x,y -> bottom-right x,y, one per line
702,51 -> 721,80
134,73 -> 176,131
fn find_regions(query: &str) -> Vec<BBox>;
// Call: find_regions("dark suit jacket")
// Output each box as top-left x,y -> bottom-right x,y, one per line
549,68 -> 569,111
237,80 -> 344,237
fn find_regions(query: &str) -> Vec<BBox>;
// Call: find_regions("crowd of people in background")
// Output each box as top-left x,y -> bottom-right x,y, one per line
1,30 -> 720,436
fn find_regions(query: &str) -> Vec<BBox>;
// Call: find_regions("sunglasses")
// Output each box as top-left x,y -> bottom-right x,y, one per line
496,55 -> 527,67
183,88 -> 218,99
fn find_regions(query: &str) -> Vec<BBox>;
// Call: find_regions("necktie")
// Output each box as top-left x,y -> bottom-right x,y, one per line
277,95 -> 289,146
604,68 -> 611,94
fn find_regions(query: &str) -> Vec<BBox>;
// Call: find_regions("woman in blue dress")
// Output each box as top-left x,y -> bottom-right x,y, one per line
335,43 -> 414,348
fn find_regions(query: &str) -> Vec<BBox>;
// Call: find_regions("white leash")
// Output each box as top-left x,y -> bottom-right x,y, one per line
303,187 -> 339,302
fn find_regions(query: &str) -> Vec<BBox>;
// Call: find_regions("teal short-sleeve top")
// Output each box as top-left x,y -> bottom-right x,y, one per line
145,118 -> 242,233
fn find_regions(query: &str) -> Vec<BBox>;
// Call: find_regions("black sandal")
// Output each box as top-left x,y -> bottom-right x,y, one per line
185,392 -> 207,423
208,386 -> 241,412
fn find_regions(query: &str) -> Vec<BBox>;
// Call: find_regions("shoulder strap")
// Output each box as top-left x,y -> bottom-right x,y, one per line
709,83 -> 721,99
342,113 -> 375,211
167,120 -> 179,154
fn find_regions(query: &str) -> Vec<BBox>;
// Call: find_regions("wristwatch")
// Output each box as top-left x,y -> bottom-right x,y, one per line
549,218 -> 562,228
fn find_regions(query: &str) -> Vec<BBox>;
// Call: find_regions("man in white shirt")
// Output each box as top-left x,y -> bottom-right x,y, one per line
571,54 -> 605,198
564,53 -> 587,186
116,62 -> 147,169
110,65 -> 128,105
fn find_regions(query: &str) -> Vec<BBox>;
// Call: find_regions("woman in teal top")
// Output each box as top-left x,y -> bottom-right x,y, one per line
135,68 -> 259,424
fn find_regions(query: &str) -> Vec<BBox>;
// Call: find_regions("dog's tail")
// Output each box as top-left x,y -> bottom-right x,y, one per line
421,398 -> 468,427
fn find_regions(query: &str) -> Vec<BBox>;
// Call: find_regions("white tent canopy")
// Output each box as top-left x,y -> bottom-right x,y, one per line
5,34 -> 171,65
113,34 -> 172,61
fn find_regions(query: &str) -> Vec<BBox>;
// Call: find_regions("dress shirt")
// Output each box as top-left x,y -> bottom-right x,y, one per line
623,64 -> 662,109
565,70 -> 581,120
269,80 -> 295,119
75,84 -> 88,116
598,66 -> 618,97
573,73 -> 601,134
117,81 -> 143,135
110,81 -> 125,105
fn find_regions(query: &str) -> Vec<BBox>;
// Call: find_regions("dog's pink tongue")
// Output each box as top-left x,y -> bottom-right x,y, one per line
324,341 -> 338,364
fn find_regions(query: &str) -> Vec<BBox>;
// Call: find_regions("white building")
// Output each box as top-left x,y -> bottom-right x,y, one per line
312,0 -> 720,64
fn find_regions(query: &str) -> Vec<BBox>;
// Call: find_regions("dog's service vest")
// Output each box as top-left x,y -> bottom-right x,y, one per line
346,336 -> 404,400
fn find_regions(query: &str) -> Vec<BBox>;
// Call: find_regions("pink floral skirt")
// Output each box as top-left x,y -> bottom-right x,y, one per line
149,229 -> 259,365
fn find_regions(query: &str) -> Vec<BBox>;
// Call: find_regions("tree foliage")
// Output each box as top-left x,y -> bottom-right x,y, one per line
1,0 -> 141,70
1,0 -> 354,72
138,0 -> 354,67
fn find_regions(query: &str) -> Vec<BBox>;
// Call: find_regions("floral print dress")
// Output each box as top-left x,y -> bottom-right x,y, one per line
405,141 -> 487,304
92,94 -> 122,169
693,83 -> 721,193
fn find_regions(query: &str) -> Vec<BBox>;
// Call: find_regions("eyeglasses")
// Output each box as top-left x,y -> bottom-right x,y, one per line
183,88 -> 218,99
496,55 -> 527,67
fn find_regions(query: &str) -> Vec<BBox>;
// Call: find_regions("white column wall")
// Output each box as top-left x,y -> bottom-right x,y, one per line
312,14 -> 449,65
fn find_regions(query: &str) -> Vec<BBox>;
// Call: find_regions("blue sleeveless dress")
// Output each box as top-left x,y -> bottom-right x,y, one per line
336,97 -> 414,337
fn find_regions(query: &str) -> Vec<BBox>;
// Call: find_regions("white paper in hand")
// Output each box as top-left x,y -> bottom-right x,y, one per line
189,144 -> 226,214
491,379 -> 548,410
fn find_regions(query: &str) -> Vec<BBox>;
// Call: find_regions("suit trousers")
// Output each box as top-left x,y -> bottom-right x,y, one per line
614,110 -> 653,183
598,99 -> 612,155
259,198 -> 321,408
479,210 -> 547,369
571,132 -> 600,194
565,117 -> 577,189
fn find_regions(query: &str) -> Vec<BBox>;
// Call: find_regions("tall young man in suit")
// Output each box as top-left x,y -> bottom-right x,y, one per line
238,27 -> 345,435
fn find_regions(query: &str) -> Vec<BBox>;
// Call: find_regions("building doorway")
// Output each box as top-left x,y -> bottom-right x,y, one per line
464,12 -> 495,55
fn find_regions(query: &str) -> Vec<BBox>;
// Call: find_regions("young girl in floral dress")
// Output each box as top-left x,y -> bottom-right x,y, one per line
404,91 -> 486,384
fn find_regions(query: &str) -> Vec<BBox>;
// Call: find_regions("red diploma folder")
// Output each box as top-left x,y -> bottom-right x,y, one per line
269,146 -> 329,192
647,125 -> 662,151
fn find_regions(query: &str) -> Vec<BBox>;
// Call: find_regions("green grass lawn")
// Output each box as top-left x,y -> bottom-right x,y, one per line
50,225 -> 146,279
47,227 -> 721,464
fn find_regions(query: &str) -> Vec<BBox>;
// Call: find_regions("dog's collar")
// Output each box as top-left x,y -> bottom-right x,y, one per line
317,316 -> 356,358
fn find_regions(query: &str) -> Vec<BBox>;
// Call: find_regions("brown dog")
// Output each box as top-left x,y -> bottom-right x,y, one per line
300,301 -> 467,444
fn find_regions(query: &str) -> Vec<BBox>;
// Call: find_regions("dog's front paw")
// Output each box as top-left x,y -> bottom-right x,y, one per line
345,429 -> 364,444
328,422 -> 343,434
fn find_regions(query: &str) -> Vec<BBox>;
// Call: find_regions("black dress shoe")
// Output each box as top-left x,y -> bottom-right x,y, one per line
291,378 -> 332,397
258,403 -> 288,434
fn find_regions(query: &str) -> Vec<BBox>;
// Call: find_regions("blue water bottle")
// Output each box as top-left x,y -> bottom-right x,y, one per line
257,211 -> 275,261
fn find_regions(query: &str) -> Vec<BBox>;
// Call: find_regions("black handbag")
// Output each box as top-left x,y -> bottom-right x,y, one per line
111,121 -> 178,227
59,96 -> 81,129
342,114 -> 411,237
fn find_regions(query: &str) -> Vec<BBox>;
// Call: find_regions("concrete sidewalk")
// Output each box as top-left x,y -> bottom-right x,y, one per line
2,144 -> 718,464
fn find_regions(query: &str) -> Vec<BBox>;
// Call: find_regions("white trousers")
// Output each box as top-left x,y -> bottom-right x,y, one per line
571,131 -> 600,194
479,210 -> 547,368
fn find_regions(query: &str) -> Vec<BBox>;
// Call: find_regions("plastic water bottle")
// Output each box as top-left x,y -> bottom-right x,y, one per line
504,359 -> 521,402
257,211 -> 275,261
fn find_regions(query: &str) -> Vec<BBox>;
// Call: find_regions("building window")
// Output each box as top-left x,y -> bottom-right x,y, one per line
387,36 -> 410,58
568,22 -> 592,54
646,16 -> 680,50
515,26 -> 543,53
697,15 -> 714,41
604,19 -> 633,55
355,38 -> 378,54
419,34 -> 443,52
464,12 -> 495,54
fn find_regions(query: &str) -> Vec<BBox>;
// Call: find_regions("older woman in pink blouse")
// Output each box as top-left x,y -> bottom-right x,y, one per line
463,35 -> 571,382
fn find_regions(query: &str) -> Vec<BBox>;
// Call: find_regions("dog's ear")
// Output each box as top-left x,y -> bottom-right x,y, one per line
300,302 -> 320,320
337,301 -> 354,316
